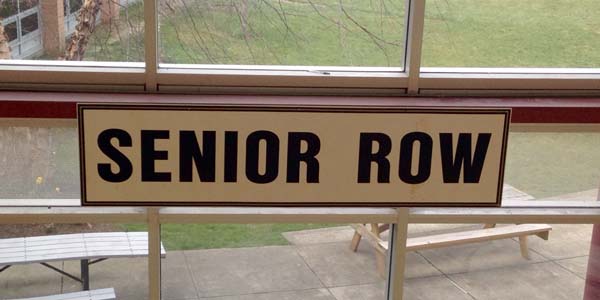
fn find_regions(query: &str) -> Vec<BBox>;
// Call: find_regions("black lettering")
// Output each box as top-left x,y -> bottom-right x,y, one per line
357,133 -> 391,183
179,131 -> 216,182
246,130 -> 279,184
440,133 -> 491,183
97,129 -> 133,183
141,130 -> 171,182
399,132 -> 432,184
286,132 -> 320,183
224,131 -> 238,182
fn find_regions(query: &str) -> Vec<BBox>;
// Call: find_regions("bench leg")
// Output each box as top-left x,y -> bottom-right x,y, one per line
518,236 -> 530,259
81,259 -> 90,291
369,224 -> 388,278
536,231 -> 550,240
350,228 -> 362,252
375,250 -> 386,278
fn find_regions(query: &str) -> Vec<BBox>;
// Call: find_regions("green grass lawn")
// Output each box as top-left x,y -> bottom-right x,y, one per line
505,133 -> 600,198
84,2 -> 145,62
422,0 -> 600,67
123,223 -> 337,250
158,0 -> 404,66
85,0 -> 600,67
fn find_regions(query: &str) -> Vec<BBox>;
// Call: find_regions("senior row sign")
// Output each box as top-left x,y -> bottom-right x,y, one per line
78,104 -> 510,207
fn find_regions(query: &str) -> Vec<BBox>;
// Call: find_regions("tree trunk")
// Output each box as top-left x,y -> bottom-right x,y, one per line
64,0 -> 102,61
0,20 -> 11,59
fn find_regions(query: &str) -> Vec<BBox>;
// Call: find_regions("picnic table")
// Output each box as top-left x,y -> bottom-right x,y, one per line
350,184 -> 551,277
0,232 -> 166,290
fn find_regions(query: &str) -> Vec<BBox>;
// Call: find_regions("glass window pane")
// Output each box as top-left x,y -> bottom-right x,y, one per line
422,0 -> 600,68
0,0 -> 17,19
503,132 -> 600,207
69,0 -> 83,14
82,0 -> 145,62
158,0 -> 405,67
4,21 -> 18,42
0,123 -> 79,199
20,13 -> 39,36
20,0 -> 39,11
0,0 -> 144,62
160,223 -> 386,299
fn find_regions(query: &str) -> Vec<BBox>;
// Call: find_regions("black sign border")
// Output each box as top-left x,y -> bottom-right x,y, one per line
78,103 -> 511,207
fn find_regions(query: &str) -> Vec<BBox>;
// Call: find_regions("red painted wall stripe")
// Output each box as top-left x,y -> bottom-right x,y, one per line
0,92 -> 599,123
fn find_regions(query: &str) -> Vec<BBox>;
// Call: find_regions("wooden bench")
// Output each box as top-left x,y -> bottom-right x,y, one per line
7,288 -> 116,300
0,232 -> 166,290
351,223 -> 552,277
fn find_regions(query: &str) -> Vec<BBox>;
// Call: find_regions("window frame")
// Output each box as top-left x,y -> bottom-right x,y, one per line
0,0 -> 595,95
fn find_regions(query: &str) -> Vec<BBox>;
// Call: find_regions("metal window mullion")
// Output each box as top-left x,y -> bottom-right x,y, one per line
404,0 -> 426,94
387,208 -> 410,300
20,7 -> 39,17
20,9 -> 41,42
144,0 -> 158,91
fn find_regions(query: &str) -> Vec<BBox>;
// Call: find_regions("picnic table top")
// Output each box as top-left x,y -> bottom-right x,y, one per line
0,232 -> 165,266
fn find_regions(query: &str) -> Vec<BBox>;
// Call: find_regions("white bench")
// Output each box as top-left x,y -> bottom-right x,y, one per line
351,223 -> 552,277
0,232 -> 166,290
7,288 -> 116,300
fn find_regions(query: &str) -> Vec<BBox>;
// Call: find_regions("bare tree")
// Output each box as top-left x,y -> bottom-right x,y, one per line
158,0 -> 402,65
59,0 -> 401,65
63,0 -> 144,62
0,21 -> 10,59
64,0 -> 102,60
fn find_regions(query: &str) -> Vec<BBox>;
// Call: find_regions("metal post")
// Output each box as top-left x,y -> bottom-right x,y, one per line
583,181 -> 600,299
386,208 -> 409,300
80,259 -> 90,290
148,207 -> 162,300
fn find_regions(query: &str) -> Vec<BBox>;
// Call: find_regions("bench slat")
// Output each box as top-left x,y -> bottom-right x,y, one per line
379,224 -> 552,251
7,288 -> 116,300
0,232 -> 164,266
0,247 -> 25,257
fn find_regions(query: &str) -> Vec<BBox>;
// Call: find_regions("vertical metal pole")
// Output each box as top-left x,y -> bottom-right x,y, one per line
386,208 -> 410,300
144,0 -> 158,92
80,259 -> 90,290
403,0 -> 426,94
148,208 -> 161,300
583,182 -> 600,299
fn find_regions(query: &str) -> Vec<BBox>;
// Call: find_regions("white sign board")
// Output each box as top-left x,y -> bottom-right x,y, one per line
78,104 -> 510,207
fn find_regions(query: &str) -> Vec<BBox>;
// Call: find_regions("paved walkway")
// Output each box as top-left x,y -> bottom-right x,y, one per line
0,223 -> 593,300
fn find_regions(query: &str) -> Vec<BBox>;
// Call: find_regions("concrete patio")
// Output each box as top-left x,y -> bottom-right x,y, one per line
0,222 -> 593,300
